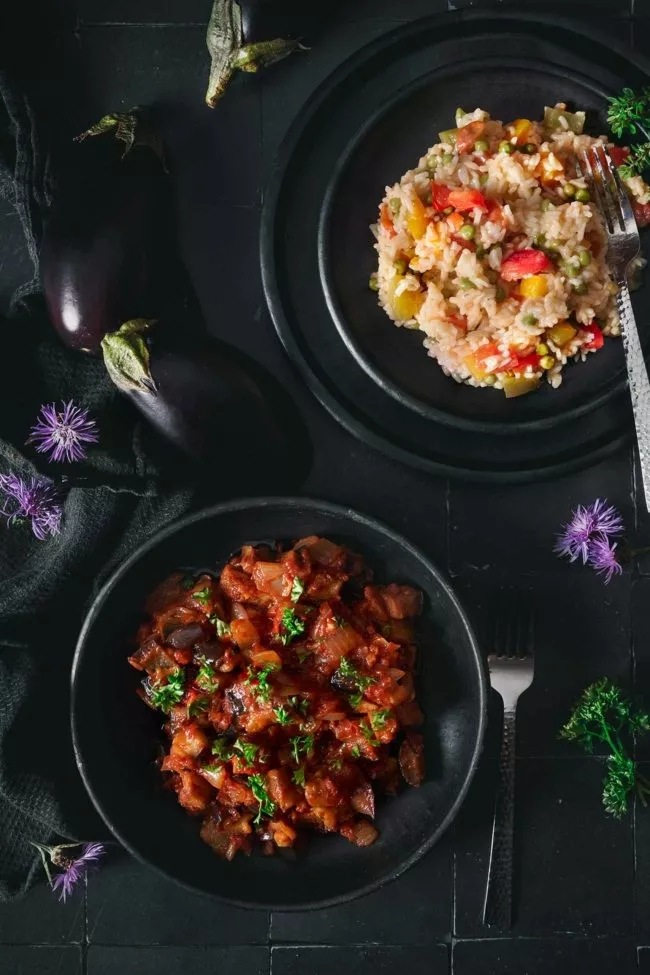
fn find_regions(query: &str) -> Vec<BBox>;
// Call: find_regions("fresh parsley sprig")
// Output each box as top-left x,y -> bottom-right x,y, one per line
280,607 -> 306,645
560,678 -> 650,817
290,733 -> 314,764
607,87 -> 650,137
144,668 -> 185,713
336,656 -> 376,693
246,663 -> 280,704
248,774 -> 276,825
620,142 -> 650,181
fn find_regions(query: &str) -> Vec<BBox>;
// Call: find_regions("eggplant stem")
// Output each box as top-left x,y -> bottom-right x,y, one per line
205,0 -> 242,108
74,108 -> 166,167
235,38 -> 302,74
101,319 -> 158,395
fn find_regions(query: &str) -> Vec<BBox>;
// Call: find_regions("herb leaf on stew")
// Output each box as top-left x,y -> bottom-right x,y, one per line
280,607 -> 306,645
248,774 -> 276,825
144,668 -> 185,713
290,577 -> 305,602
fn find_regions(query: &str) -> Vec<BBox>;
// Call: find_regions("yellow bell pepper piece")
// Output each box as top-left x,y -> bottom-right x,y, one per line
519,275 -> 549,299
407,197 -> 429,240
513,118 -> 531,141
388,277 -> 425,321
501,374 -> 540,398
464,354 -> 488,381
548,322 -> 577,347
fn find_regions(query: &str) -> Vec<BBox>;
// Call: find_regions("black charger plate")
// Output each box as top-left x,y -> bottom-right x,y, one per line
71,498 -> 486,910
261,12 -> 650,480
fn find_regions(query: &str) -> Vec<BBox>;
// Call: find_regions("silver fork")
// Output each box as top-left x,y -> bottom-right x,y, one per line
582,145 -> 650,511
482,592 -> 534,930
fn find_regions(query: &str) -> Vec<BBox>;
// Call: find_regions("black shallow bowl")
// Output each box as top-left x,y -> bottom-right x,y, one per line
320,58 -> 649,435
71,497 -> 486,910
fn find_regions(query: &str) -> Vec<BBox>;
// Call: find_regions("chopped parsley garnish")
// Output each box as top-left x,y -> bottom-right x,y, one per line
288,695 -> 310,716
201,763 -> 223,775
334,615 -> 346,628
370,709 -> 392,731
350,744 -> 361,759
211,737 -> 234,761
295,648 -> 312,664
348,692 -> 363,709
290,577 -> 305,602
144,668 -> 185,713
187,696 -> 209,718
180,576 -> 196,590
195,656 -> 219,693
290,734 -> 315,764
234,739 -> 259,765
248,773 -> 276,825
360,721 -> 379,747
192,586 -> 211,605
210,615 -> 230,637
336,656 -> 376,692
330,759 -> 343,772
273,705 -> 291,726
246,663 -> 280,704
280,607 -> 306,645
292,766 -> 306,787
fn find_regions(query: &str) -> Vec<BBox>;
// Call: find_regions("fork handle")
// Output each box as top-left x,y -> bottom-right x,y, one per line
617,278 -> 650,513
483,706 -> 516,929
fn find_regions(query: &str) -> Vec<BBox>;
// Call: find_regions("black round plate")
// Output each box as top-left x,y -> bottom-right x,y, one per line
261,12 -> 649,480
71,497 -> 486,910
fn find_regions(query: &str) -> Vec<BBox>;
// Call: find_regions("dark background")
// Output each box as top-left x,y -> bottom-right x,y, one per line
1,0 -> 649,973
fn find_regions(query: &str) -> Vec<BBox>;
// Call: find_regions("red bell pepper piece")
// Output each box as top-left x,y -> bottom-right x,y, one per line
581,322 -> 604,350
380,202 -> 396,238
447,188 -> 489,213
500,248 -> 552,281
633,201 -> 650,229
609,146 -> 630,168
431,183 -> 452,212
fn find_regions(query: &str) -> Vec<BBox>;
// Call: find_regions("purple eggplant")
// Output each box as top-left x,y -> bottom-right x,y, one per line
40,110 -> 171,354
205,0 -> 342,107
101,320 -> 311,487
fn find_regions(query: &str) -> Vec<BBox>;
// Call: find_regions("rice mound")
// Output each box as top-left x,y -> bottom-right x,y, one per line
373,105 -> 649,397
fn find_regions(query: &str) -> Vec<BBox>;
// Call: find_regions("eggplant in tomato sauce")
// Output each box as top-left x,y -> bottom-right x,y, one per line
128,537 -> 426,860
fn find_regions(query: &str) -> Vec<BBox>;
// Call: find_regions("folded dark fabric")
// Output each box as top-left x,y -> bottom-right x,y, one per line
0,20 -> 194,900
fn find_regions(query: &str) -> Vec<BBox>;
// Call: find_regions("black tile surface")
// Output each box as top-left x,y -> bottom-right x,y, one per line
454,938 -> 637,975
87,947 -> 269,975
86,853 -> 269,945
0,946 -> 82,974
270,946 -> 449,975
0,879 -> 84,944
454,758 -> 634,938
271,837 -> 453,944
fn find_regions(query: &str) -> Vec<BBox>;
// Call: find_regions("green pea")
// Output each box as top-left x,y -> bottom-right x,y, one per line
393,258 -> 408,275
458,277 -> 475,290
522,143 -> 537,154
443,206 -> 454,215
479,172 -> 489,186
483,374 -> 496,386
496,286 -> 506,302
562,182 -> 576,198
475,244 -> 486,258
539,355 -> 556,370
561,259 -> 580,278
498,140 -> 513,154
441,152 -> 454,165
389,198 -> 401,217
459,224 -> 476,240
575,188 -> 590,203
573,280 -> 588,295
522,313 -> 538,326
541,199 -> 555,212
426,156 -> 438,171
578,248 -> 591,267
534,232 -> 547,247
474,139 -> 489,152
368,274 -> 379,292
535,343 -> 549,355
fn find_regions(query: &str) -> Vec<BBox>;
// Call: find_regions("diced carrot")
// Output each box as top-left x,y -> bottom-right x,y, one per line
380,203 -> 396,238
447,211 -> 465,232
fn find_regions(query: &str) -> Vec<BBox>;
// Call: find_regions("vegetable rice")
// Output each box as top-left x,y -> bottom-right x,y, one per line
372,105 -> 650,398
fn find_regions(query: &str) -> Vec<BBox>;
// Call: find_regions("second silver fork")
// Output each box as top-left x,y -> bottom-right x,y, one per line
482,592 -> 534,930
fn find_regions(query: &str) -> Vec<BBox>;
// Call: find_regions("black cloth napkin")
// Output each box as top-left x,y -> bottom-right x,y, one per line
0,23 -> 195,900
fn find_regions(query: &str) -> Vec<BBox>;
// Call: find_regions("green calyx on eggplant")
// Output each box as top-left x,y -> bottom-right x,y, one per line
205,0 -> 304,108
101,320 -> 312,488
40,107 -> 171,355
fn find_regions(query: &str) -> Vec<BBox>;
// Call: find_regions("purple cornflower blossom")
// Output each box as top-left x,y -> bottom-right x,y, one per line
554,499 -> 624,564
588,535 -> 624,584
32,841 -> 105,902
27,400 -> 98,463
0,472 -> 62,540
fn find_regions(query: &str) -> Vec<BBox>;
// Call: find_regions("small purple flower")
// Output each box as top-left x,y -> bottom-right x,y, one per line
555,499 -> 624,563
0,473 -> 62,540
588,535 -> 623,584
27,400 -> 98,463
32,841 -> 106,902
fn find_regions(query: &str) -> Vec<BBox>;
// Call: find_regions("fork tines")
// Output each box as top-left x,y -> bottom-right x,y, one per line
580,144 -> 637,239
488,589 -> 534,661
